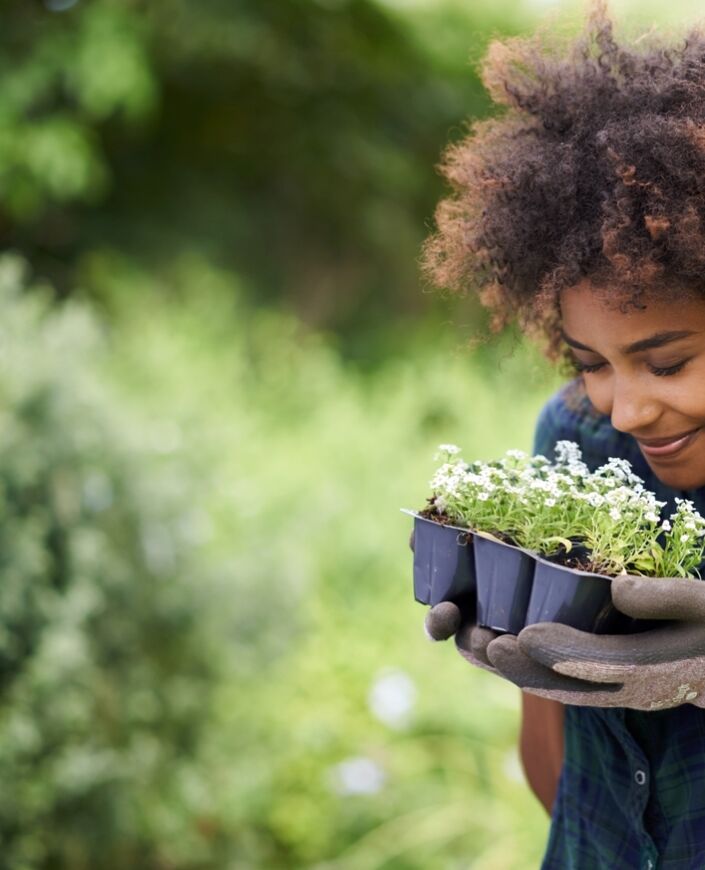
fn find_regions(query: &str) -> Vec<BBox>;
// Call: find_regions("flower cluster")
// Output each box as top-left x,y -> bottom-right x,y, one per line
428,442 -> 705,578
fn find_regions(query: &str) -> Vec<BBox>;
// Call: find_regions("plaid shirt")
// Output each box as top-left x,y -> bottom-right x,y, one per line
534,379 -> 705,870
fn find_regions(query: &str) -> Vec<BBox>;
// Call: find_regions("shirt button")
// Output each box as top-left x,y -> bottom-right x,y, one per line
634,769 -> 647,786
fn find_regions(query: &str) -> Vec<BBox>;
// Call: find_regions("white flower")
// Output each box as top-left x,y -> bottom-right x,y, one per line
423,439 -> 705,572
530,479 -> 549,492
437,444 -> 460,455
433,444 -> 460,461
555,441 -> 583,465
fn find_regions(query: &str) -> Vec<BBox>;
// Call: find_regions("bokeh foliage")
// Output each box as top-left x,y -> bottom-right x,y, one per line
1,0 -> 693,342
0,257 -> 219,869
0,248 -> 560,867
100,253 -> 561,867
0,0 -> 527,346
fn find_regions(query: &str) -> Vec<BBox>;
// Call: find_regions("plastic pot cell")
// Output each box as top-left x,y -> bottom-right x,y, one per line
473,534 -> 535,635
409,513 -> 476,607
525,558 -> 633,634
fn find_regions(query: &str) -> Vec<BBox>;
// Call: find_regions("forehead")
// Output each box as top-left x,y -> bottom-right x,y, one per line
560,282 -> 705,347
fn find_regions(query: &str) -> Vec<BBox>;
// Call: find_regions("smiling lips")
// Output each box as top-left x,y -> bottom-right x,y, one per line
637,428 -> 702,458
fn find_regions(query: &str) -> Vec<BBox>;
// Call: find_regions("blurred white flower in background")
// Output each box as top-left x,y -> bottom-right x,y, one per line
368,668 -> 417,730
329,757 -> 386,797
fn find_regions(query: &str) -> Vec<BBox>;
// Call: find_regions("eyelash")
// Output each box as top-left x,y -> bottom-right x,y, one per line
572,361 -> 605,374
572,360 -> 689,377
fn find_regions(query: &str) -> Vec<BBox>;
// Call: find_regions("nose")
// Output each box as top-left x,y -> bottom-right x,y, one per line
609,374 -> 662,435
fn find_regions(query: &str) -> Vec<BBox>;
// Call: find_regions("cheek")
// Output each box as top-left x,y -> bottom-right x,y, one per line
580,376 -> 612,417
653,360 -> 705,421
657,387 -> 705,421
580,363 -> 705,424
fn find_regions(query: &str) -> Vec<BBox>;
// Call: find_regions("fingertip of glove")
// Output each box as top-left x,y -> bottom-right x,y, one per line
517,621 -> 583,654
613,574 -> 705,621
455,621 -> 473,651
485,633 -> 517,666
611,574 -> 643,616
424,601 -> 461,641
471,626 -> 500,647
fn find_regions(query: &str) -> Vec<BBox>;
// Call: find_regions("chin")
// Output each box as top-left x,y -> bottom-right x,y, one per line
646,461 -> 705,491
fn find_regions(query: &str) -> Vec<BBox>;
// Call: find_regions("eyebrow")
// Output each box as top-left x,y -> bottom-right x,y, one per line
561,329 -> 697,355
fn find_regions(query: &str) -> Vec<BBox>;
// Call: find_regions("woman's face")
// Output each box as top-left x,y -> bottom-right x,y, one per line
561,281 -> 705,490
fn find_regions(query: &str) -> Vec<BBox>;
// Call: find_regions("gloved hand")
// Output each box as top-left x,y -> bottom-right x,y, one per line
486,575 -> 705,711
425,575 -> 705,711
424,601 -> 501,674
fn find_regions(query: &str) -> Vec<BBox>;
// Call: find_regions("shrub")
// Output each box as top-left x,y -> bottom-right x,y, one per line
0,256 -> 218,869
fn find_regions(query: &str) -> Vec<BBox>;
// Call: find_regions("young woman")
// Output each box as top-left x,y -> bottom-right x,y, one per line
422,3 -> 705,867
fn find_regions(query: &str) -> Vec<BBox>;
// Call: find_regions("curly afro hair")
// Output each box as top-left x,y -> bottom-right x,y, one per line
423,1 -> 705,356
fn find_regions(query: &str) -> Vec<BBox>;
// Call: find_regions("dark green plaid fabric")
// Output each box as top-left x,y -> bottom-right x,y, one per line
534,379 -> 705,870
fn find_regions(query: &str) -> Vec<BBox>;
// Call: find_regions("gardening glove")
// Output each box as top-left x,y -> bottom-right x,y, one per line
486,575 -> 705,711
424,602 -> 501,675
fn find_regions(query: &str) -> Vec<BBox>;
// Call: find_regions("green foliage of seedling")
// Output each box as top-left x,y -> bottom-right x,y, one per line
428,442 -> 705,577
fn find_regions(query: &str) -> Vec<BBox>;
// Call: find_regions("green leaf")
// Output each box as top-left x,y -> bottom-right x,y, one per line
631,554 -> 655,571
544,536 -> 573,552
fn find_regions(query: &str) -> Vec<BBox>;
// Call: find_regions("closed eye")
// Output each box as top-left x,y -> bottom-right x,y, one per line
572,359 -> 606,374
572,359 -> 690,377
649,360 -> 689,377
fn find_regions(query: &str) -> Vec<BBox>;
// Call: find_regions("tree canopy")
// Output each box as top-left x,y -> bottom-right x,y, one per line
1,0 -> 523,340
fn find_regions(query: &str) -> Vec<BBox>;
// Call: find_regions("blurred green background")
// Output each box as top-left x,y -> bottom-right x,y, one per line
0,1 -> 697,867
